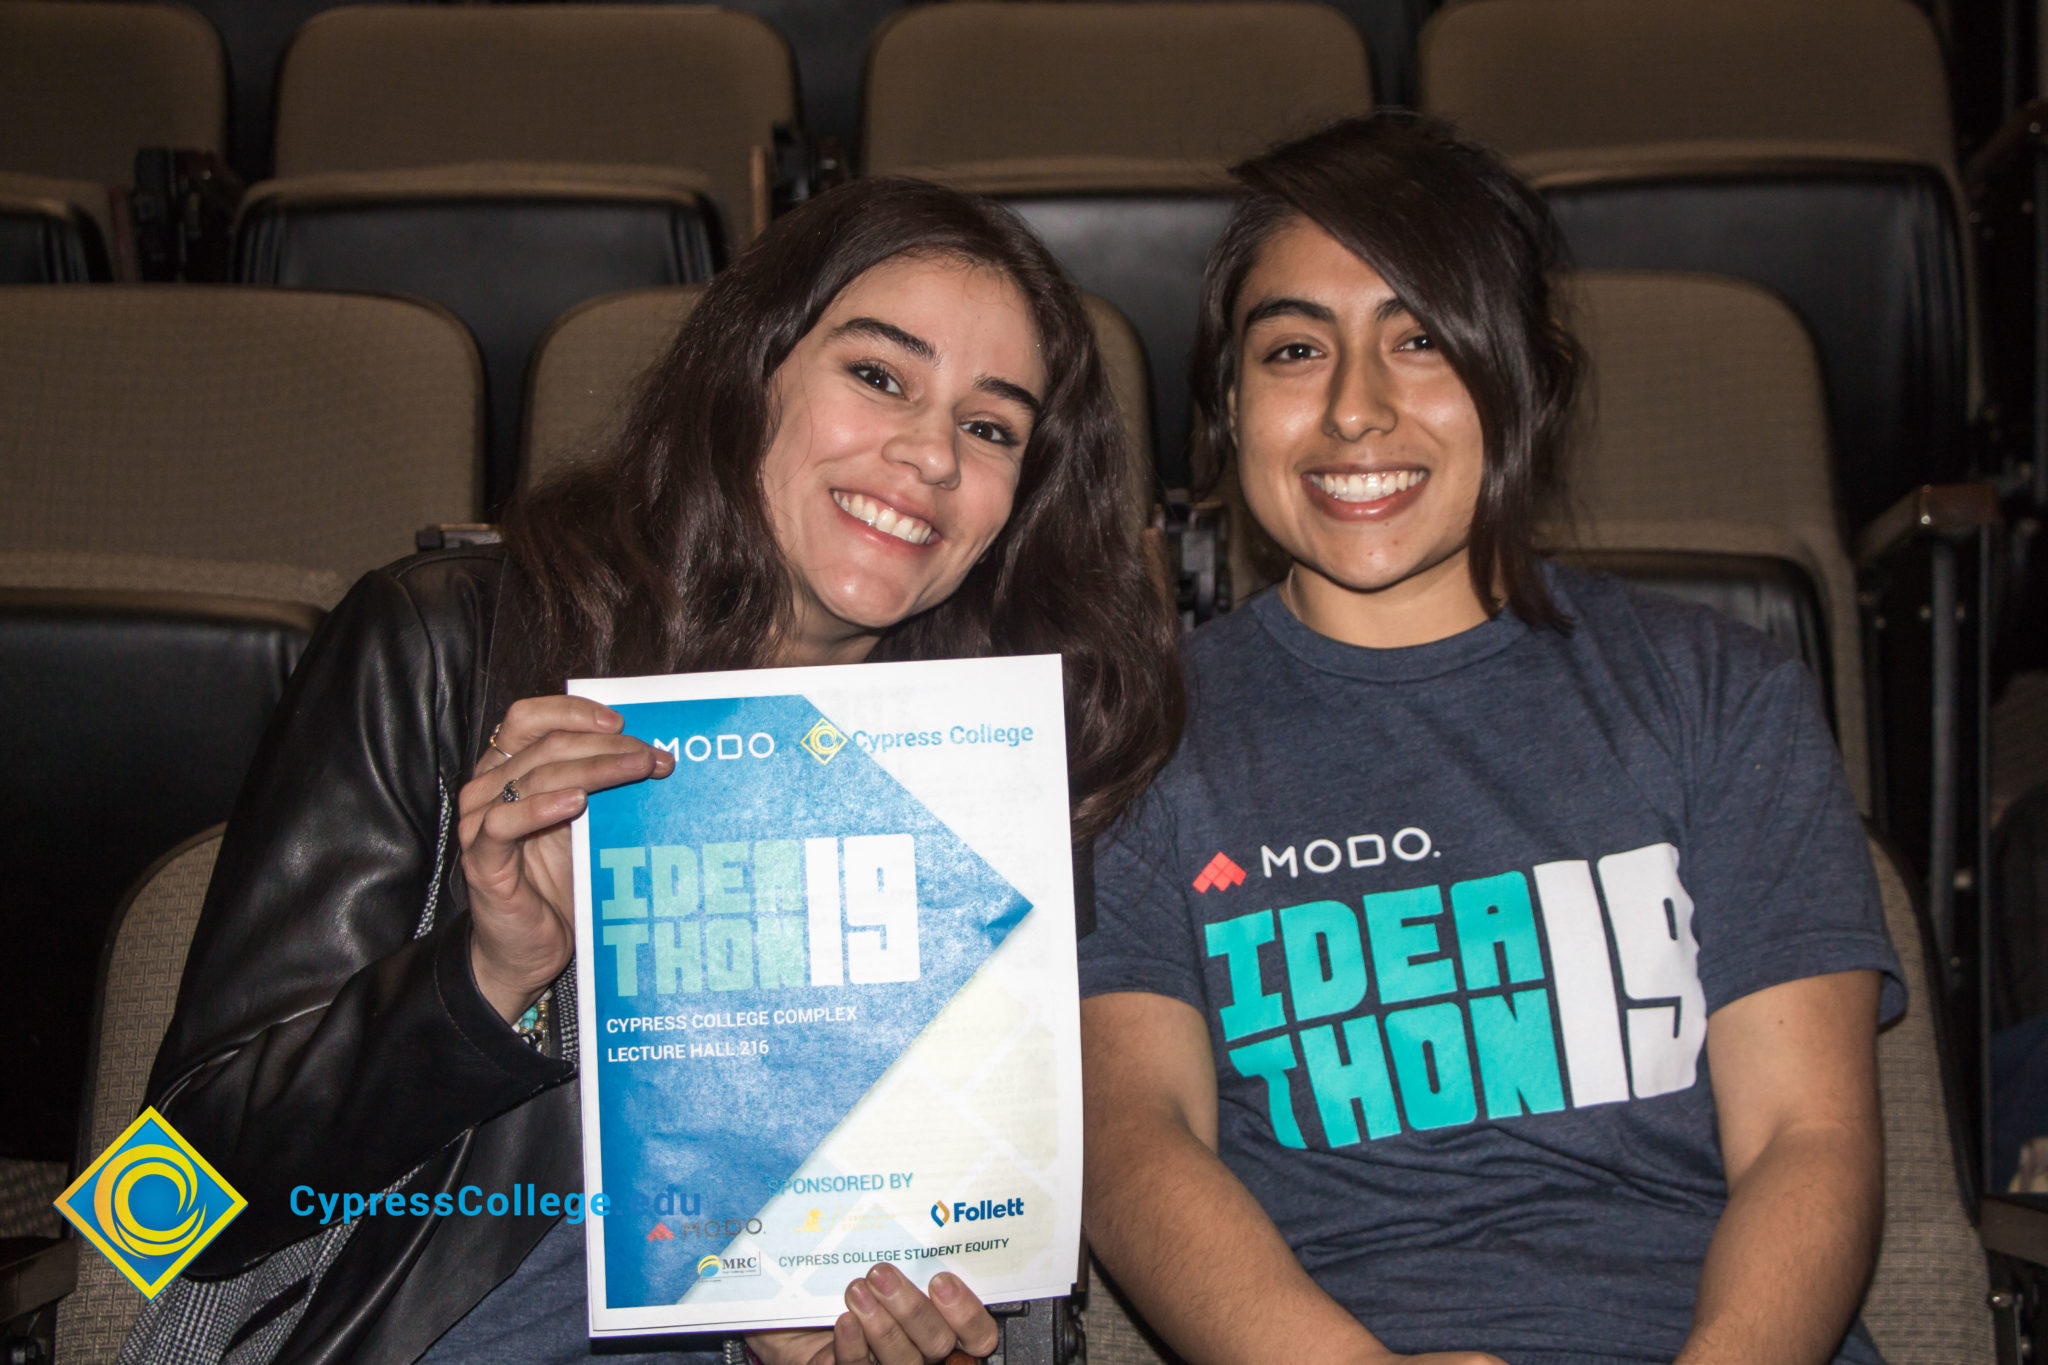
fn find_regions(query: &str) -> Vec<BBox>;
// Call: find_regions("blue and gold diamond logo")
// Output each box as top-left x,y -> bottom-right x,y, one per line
54,1107 -> 245,1298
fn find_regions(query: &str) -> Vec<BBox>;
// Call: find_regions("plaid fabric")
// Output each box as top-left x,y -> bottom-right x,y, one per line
115,776 -> 553,1365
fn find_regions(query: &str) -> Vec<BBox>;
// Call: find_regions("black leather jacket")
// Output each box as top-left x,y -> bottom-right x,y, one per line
147,548 -> 580,1364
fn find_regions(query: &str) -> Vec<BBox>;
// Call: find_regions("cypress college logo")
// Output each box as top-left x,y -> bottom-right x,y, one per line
55,1107 -> 245,1297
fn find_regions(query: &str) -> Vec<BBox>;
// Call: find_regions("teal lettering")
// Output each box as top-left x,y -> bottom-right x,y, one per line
1204,911 -> 1285,1041
753,841 -> 802,915
1227,1034 -> 1307,1148
602,923 -> 650,996
704,842 -> 751,915
1279,900 -> 1367,1023
650,919 -> 702,994
1470,988 -> 1567,1118
649,845 -> 699,917
755,915 -> 808,989
599,847 -> 647,920
705,919 -> 754,990
1299,1016 -> 1401,1145
1363,886 -> 1456,1004
1449,872 -> 1545,990
1383,1001 -> 1477,1130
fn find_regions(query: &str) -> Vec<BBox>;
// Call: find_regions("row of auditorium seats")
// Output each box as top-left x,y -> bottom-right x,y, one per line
0,268 -> 1996,1358
0,269 -> 1905,1164
0,0 -> 1980,527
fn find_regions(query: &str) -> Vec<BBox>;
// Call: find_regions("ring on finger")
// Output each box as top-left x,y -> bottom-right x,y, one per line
488,723 -> 516,763
499,777 -> 523,804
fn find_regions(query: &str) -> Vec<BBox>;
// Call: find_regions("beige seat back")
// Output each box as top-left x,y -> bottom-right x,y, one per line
53,830 -> 223,1363
0,286 -> 481,580
863,1 -> 1371,179
0,0 -> 225,185
272,5 -> 795,243
1559,270 -> 1869,807
1420,0 -> 1952,172
1863,831 -> 1994,1362
525,286 -> 1155,534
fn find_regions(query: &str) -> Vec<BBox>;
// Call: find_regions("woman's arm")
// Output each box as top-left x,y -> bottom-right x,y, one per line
1677,970 -> 1884,1365
1082,991 -> 1501,1365
148,563 -> 570,1272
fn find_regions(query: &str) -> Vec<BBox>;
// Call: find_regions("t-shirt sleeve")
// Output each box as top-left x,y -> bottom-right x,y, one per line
1079,784 -> 1207,1008
1684,649 -> 1905,1023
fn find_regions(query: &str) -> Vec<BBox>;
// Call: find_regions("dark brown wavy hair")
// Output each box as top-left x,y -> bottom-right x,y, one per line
503,177 -> 1183,841
1190,114 -> 1584,629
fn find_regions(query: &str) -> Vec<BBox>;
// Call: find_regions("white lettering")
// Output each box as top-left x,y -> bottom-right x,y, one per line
1346,834 -> 1386,867
1598,843 -> 1705,1099
1303,839 -> 1342,874
843,834 -> 920,983
1393,827 -> 1433,861
1262,845 -> 1298,878
1534,859 -> 1630,1108
684,736 -> 712,762
748,731 -> 776,758
804,838 -> 842,987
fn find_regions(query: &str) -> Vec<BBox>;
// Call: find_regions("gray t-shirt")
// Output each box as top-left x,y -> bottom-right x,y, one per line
1081,567 -> 1903,1365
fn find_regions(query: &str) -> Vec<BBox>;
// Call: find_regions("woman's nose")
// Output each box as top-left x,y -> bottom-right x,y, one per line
885,413 -> 962,485
1325,354 -> 1398,442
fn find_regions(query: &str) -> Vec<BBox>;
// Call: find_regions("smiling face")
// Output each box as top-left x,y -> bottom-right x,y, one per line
759,253 -> 1046,665
1231,217 -> 1492,647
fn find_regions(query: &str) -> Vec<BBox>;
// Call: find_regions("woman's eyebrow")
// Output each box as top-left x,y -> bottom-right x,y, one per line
975,375 -> 1043,419
1241,296 -> 1336,329
827,316 -> 935,363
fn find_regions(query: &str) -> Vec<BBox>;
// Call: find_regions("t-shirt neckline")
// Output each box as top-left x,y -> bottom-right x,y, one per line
1248,582 -> 1533,682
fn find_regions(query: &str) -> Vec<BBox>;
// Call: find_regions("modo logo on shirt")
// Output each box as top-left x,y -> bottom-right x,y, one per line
1207,842 -> 1705,1149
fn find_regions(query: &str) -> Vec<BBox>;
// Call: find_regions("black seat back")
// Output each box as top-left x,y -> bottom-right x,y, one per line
235,172 -> 719,510
0,584 -> 324,1162
1536,155 -> 1968,529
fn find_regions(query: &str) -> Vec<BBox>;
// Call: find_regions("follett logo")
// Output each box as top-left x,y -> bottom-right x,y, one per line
647,1223 -> 674,1242
929,1201 -> 950,1227
1192,852 -> 1246,893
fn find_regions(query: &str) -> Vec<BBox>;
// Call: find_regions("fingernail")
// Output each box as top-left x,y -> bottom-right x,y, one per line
597,707 -> 623,729
846,1279 -> 876,1311
931,1272 -> 960,1302
565,791 -> 586,811
869,1262 -> 902,1291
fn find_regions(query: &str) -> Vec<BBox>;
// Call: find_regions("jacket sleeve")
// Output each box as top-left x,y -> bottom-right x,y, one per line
146,565 -> 571,1273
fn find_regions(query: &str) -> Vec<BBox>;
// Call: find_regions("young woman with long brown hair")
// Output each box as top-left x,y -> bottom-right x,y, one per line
133,177 -> 1183,1365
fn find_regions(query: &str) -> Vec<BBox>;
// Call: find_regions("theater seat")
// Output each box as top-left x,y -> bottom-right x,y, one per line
0,553 -> 339,1179
0,286 -> 480,578
863,1 -> 1371,488
1421,0 -> 1970,532
0,0 -> 227,282
524,286 -> 1156,531
0,173 -> 112,283
239,4 -> 795,507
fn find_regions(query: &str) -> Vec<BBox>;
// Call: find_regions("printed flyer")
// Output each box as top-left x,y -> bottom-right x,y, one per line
568,655 -> 1082,1335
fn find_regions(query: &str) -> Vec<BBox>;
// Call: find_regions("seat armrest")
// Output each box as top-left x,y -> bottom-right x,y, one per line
0,1237 -> 76,1322
1854,482 -> 2002,566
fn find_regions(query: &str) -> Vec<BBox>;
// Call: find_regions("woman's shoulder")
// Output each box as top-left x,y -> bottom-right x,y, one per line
1547,559 -> 1801,683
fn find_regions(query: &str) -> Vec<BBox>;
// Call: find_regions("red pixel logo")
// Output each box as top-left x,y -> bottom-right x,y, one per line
647,1223 -> 674,1242
1192,852 -> 1246,893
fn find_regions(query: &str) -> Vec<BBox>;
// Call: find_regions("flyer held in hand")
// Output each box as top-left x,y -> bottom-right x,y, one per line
568,655 -> 1082,1335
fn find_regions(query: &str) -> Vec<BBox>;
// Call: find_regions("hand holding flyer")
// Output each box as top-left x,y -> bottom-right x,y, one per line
568,655 -> 1082,1335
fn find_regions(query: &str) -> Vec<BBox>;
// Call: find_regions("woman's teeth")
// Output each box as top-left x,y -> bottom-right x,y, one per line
833,491 -> 935,545
1309,469 -> 1426,503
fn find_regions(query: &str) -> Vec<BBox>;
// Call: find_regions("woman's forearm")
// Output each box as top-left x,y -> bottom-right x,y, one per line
1676,1123 -> 1882,1365
1086,1108 -> 1390,1365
